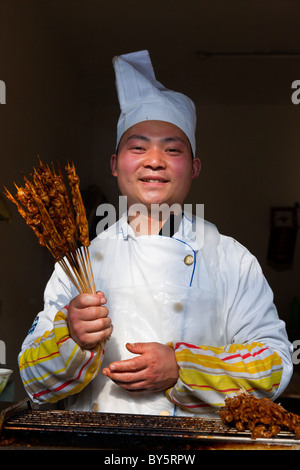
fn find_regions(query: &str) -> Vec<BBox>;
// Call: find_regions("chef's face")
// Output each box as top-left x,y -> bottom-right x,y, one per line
110,120 -> 201,210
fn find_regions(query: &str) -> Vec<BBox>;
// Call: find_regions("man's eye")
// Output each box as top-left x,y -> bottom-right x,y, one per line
129,146 -> 145,152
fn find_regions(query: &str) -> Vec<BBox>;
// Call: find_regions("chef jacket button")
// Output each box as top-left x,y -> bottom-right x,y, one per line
160,410 -> 170,416
174,301 -> 184,312
184,254 -> 194,266
91,402 -> 99,412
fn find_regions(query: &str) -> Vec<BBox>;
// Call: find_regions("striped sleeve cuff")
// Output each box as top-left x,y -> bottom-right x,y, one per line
165,341 -> 283,413
19,308 -> 105,403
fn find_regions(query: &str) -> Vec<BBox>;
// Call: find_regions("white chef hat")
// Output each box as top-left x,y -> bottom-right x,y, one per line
113,50 -> 197,156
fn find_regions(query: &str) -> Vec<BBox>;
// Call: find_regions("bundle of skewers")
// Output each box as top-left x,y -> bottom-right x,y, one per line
4,158 -> 96,294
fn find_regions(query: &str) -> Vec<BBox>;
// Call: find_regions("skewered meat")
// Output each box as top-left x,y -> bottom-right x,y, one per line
219,391 -> 300,439
4,158 -> 95,294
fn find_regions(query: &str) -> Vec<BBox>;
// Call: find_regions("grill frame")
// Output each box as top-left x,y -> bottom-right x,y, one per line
1,399 -> 300,449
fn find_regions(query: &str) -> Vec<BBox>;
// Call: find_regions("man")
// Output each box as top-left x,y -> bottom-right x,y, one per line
19,50 -> 293,417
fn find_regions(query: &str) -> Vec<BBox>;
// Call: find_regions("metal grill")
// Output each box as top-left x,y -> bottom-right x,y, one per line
2,403 -> 300,446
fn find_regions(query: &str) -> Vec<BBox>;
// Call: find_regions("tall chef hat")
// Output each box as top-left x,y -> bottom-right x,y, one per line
113,50 -> 197,156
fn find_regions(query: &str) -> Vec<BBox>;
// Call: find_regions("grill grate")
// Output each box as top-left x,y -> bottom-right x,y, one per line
2,408 -> 300,445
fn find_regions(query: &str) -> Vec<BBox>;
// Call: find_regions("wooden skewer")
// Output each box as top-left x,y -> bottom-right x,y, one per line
59,258 -> 83,294
84,245 -> 96,293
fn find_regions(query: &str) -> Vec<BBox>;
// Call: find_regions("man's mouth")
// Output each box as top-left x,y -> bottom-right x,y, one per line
140,177 -> 169,183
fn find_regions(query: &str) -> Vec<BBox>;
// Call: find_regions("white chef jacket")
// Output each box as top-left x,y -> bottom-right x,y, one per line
19,212 -> 293,416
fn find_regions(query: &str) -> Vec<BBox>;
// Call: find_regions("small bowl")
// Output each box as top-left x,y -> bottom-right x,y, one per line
0,369 -> 13,395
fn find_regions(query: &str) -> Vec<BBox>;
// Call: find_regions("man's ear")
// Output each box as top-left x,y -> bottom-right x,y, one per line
192,157 -> 201,179
110,153 -> 118,177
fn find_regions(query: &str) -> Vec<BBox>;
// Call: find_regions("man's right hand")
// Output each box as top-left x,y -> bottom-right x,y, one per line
67,291 -> 112,349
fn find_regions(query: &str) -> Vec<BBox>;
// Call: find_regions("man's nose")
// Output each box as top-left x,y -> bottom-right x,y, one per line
143,148 -> 166,168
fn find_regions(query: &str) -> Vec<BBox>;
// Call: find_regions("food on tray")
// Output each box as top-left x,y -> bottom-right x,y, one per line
219,391 -> 300,439
5,158 -> 95,294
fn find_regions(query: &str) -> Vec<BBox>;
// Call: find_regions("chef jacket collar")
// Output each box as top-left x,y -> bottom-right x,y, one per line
117,211 -> 199,251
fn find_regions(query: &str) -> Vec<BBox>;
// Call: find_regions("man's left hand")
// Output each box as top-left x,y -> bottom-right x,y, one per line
102,342 -> 179,392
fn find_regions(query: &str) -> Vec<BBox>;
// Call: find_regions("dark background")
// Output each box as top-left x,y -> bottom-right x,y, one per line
1,0 -> 300,400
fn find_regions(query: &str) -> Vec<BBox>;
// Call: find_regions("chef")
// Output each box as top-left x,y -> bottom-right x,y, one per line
19,50 -> 293,417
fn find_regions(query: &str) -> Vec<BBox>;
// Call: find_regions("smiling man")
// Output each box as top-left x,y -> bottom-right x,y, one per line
18,50 -> 293,417
110,120 -> 201,235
